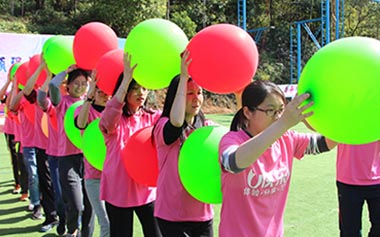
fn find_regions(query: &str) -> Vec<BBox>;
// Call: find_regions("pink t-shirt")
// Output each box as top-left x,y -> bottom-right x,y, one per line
3,109 -> 14,135
34,105 -> 48,150
13,115 -> 22,143
45,107 -> 59,156
218,130 -> 311,237
337,142 -> 380,185
75,105 -> 103,180
99,97 -> 161,207
153,117 -> 214,222
19,98 -> 35,148
47,95 -> 83,156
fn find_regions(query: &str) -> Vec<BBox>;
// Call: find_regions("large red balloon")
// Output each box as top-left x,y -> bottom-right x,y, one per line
95,49 -> 124,96
28,54 -> 47,87
121,126 -> 158,187
73,22 -> 119,70
187,24 -> 259,94
15,61 -> 30,87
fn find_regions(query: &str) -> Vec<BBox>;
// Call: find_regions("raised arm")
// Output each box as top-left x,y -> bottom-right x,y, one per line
234,93 -> 313,169
114,52 -> 136,104
9,76 -> 23,112
0,72 -> 12,101
76,71 -> 97,129
169,50 -> 191,127
99,53 -> 136,135
37,68 -> 52,111
49,65 -> 75,105
23,55 -> 46,97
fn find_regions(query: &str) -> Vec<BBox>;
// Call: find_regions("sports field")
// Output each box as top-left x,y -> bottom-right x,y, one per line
0,114 -> 370,236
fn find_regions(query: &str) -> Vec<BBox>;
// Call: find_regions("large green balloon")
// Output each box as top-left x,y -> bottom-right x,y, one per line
125,18 -> 188,90
82,118 -> 106,171
298,36 -> 380,144
179,126 -> 228,204
63,100 -> 83,149
44,36 -> 76,74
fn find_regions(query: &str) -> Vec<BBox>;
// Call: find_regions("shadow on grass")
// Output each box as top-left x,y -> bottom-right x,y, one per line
0,215 -> 31,225
0,196 -> 21,204
0,188 -> 13,195
0,205 -> 29,215
0,223 -> 41,236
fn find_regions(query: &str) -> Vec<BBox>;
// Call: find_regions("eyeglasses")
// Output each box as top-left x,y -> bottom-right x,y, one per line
254,107 -> 284,117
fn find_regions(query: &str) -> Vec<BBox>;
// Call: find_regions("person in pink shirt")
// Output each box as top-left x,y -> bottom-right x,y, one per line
99,53 -> 161,237
10,58 -> 58,232
1,71 -> 28,199
75,75 -> 110,237
335,142 -> 380,237
152,50 -> 216,237
37,73 -> 67,235
43,65 -> 93,237
218,80 -> 336,237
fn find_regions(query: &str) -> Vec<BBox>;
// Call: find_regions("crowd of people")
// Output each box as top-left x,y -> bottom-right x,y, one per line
1,50 -> 379,237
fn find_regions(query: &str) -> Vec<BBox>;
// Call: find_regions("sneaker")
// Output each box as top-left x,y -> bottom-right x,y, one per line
66,229 -> 79,237
31,205 -> 43,220
20,193 -> 29,201
40,219 -> 59,232
12,184 -> 21,194
57,221 -> 66,236
27,203 -> 34,212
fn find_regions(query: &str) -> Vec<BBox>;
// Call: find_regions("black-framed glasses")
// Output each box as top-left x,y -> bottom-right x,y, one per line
254,107 -> 284,117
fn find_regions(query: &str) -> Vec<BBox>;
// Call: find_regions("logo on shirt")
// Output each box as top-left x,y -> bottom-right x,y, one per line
244,166 -> 290,197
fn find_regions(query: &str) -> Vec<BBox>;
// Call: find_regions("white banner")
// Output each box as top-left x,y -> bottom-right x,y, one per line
0,32 -> 126,88
0,32 -> 126,131
0,32 -> 54,86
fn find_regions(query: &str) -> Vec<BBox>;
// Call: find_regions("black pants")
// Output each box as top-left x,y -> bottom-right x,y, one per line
59,154 -> 94,237
105,201 -> 161,237
35,147 -> 57,222
337,181 -> 380,237
157,218 -> 213,237
4,133 -> 28,193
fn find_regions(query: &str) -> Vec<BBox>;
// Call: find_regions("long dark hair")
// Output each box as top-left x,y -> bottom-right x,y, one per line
161,75 -> 205,122
230,80 -> 286,131
112,73 -> 154,117
152,75 -> 206,144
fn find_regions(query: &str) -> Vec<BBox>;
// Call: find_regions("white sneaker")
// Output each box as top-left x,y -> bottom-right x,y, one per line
27,203 -> 34,211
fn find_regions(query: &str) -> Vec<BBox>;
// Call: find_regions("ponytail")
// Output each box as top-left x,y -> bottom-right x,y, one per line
230,108 -> 245,131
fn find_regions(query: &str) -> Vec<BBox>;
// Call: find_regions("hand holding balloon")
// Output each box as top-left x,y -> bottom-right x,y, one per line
279,93 -> 314,129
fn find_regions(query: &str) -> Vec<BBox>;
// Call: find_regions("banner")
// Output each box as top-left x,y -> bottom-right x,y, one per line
0,32 -> 126,131
0,32 -> 126,88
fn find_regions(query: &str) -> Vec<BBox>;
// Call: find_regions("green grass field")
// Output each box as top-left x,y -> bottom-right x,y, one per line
0,114 -> 371,236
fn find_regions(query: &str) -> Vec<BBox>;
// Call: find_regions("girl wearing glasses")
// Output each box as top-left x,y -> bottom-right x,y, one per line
218,80 -> 336,237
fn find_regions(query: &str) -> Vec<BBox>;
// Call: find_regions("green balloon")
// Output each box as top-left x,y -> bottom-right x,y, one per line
44,36 -> 76,74
43,35 -> 61,54
82,118 -> 106,171
125,18 -> 188,90
179,126 -> 228,204
298,36 -> 380,144
9,62 -> 21,80
63,100 -> 83,149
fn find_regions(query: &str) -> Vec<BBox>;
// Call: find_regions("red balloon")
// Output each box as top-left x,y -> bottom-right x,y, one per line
73,22 -> 119,70
15,61 -> 30,86
121,126 -> 158,187
95,49 -> 124,96
28,54 -> 47,87
187,24 -> 259,94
